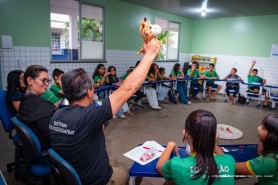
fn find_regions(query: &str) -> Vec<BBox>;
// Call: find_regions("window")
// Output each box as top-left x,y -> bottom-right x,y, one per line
155,18 -> 180,61
50,0 -> 105,62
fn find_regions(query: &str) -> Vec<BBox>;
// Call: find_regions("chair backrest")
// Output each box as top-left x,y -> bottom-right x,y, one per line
11,117 -> 41,163
48,149 -> 82,185
0,91 -> 14,133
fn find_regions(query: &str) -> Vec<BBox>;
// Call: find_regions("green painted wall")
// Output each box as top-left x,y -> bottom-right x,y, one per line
191,15 -> 278,57
0,0 -> 50,47
0,0 -> 193,53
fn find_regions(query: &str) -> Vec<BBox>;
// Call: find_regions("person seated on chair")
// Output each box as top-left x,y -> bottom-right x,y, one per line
41,69 -> 64,107
49,38 -> 161,185
236,114 -> 278,185
144,64 -> 161,110
187,61 -> 203,100
171,63 -> 191,105
159,67 -> 177,104
50,68 -> 65,101
224,68 -> 242,105
17,65 -> 56,151
121,67 -> 145,107
203,63 -> 222,101
156,109 -> 235,185
248,60 -> 269,108
93,64 -> 110,100
148,63 -> 170,104
6,70 -> 26,114
107,66 -> 134,117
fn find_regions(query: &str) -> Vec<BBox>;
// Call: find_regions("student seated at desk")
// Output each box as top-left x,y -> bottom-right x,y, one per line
93,64 -> 110,99
156,109 -> 235,185
248,60 -> 269,108
224,68 -> 242,105
159,67 -> 177,104
17,65 -> 57,151
148,63 -> 169,103
144,65 -> 161,110
50,68 -> 65,101
121,67 -> 145,108
203,63 -> 222,101
187,61 -> 203,100
236,114 -> 278,185
41,69 -> 65,107
171,63 -> 191,105
107,66 -> 134,117
6,70 -> 26,114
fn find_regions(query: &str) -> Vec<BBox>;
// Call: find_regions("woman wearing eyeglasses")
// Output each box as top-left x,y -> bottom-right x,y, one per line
16,65 -> 57,151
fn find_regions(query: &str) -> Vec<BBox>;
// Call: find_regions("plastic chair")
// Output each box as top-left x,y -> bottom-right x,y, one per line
48,148 -> 82,185
0,171 -> 7,185
11,117 -> 50,183
0,91 -> 19,173
245,82 -> 262,107
266,86 -> 278,109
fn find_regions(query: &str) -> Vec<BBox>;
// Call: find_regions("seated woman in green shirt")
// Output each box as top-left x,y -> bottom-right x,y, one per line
92,64 -> 110,99
156,109 -> 235,185
236,114 -> 278,185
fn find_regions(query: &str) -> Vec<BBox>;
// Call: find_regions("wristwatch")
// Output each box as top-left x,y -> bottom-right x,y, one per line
97,83 -> 100,86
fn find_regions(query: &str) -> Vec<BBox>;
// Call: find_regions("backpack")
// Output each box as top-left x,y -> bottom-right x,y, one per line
238,93 -> 246,105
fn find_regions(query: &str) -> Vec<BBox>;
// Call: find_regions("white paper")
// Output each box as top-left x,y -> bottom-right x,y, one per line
123,141 -> 165,165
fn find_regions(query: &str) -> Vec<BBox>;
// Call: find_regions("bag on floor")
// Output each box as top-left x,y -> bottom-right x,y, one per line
238,93 -> 246,105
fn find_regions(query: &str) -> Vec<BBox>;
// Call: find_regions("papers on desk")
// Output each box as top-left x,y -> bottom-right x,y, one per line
124,141 -> 165,165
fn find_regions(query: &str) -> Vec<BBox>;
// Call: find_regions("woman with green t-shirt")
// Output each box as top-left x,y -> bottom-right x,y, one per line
92,64 -> 110,99
236,114 -> 278,185
156,109 -> 235,185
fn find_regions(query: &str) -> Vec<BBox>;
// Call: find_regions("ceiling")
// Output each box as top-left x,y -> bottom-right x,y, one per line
116,0 -> 278,19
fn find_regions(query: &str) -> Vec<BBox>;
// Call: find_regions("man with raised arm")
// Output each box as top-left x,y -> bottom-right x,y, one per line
247,60 -> 269,108
49,38 -> 161,185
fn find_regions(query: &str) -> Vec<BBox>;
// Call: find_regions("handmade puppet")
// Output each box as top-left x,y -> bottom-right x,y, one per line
137,18 -> 162,56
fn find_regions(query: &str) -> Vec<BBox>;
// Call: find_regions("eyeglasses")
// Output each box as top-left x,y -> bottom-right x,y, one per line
37,78 -> 51,85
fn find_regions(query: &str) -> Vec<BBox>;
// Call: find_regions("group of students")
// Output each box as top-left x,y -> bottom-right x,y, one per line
4,36 -> 276,185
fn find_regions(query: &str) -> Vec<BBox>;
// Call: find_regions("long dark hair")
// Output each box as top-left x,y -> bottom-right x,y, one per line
93,64 -> 105,79
261,114 -> 278,158
173,63 -> 180,74
185,109 -> 218,185
149,63 -> 158,76
7,70 -> 25,99
107,66 -> 118,84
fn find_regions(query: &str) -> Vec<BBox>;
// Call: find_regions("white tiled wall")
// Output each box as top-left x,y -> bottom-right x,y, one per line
0,46 -> 191,89
191,53 -> 278,94
1,46 -> 277,94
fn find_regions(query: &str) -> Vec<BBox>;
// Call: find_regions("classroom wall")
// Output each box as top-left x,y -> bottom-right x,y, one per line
192,15 -> 278,57
1,0 -> 278,94
191,15 -> 278,94
0,0 -> 192,89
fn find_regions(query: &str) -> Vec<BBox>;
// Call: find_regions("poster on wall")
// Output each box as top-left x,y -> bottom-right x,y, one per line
271,44 -> 278,57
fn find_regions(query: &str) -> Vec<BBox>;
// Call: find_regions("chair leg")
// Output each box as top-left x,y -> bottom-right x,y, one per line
7,162 -> 15,172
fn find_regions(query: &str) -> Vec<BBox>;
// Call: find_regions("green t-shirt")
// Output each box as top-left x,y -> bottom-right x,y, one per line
41,89 -> 60,105
50,84 -> 64,100
171,70 -> 182,78
162,154 -> 235,185
121,73 -> 129,80
94,75 -> 105,85
246,154 -> 278,185
248,74 -> 263,88
187,69 -> 201,85
204,70 -> 219,86
187,69 -> 201,79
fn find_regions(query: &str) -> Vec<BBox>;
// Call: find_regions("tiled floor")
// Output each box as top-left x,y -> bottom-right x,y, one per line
0,96 -> 276,184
